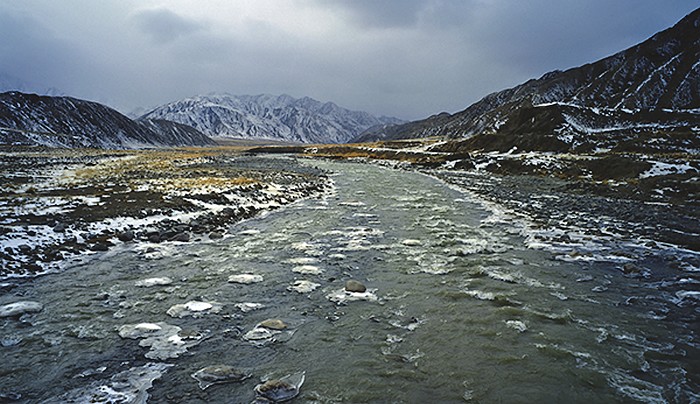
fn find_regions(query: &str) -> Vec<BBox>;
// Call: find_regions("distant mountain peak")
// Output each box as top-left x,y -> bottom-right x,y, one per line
141,93 -> 404,144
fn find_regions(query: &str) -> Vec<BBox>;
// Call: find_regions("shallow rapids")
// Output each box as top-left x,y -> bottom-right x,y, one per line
1,159 -> 698,403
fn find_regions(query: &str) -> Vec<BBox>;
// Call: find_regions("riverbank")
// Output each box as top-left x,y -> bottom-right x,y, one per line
0,146 -> 331,278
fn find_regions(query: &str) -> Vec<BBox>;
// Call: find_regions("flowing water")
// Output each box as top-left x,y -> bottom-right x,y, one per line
1,159 -> 698,403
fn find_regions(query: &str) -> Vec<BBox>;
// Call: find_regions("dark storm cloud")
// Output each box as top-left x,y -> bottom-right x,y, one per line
0,11 -> 87,91
132,8 -> 205,44
0,1 -> 697,120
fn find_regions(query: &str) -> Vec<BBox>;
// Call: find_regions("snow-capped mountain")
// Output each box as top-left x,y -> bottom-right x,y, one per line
0,92 -> 215,148
356,8 -> 700,153
141,93 -> 404,144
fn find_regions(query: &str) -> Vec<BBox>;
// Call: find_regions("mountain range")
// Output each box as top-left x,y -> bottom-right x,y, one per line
355,8 -> 700,154
1,9 -> 697,152
140,93 -> 404,144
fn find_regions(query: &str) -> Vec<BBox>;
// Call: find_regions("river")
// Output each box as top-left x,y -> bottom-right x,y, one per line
1,158 -> 697,403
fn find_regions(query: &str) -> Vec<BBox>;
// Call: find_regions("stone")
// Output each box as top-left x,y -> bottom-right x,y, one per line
254,372 -> 305,402
171,232 -> 190,242
209,232 -> 223,239
117,231 -> 135,242
191,365 -> 249,390
258,319 -> 287,330
345,280 -> 367,293
53,223 -> 66,233
90,243 -> 109,252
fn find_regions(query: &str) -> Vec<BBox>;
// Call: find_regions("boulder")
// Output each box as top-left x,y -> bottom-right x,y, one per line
345,280 -> 367,293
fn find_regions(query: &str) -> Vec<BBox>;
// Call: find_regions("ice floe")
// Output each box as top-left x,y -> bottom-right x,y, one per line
228,274 -> 264,284
166,301 -> 222,318
0,301 -> 43,318
235,302 -> 265,313
118,322 -> 207,360
292,265 -> 324,275
50,363 -> 172,404
135,277 -> 173,287
288,280 -> 321,293
326,288 -> 379,305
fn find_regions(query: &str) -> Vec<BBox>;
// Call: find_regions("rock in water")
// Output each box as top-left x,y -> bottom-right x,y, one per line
118,230 -> 135,242
345,280 -> 367,293
191,365 -> 248,390
254,372 -> 305,402
258,319 -> 287,330
0,301 -> 43,318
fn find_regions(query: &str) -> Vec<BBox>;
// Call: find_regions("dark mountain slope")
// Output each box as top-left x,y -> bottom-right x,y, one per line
356,8 -> 700,151
0,92 -> 214,148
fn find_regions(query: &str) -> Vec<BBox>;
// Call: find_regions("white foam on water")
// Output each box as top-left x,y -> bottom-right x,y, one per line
505,320 -> 528,333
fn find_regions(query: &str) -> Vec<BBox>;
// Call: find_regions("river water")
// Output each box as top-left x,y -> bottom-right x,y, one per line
1,159 -> 698,403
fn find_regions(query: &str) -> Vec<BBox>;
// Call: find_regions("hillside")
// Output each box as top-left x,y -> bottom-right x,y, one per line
0,92 -> 214,148
355,8 -> 700,153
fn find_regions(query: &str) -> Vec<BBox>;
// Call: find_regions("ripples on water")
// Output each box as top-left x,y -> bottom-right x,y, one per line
0,160 -> 698,403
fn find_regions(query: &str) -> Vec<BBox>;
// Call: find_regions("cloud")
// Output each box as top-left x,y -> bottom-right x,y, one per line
132,8 -> 204,44
1,1 -> 698,120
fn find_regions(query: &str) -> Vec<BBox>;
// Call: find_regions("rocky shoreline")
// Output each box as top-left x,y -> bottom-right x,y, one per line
427,168 -> 700,270
0,146 -> 331,278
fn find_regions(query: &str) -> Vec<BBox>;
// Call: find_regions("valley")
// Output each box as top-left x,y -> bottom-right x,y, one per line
1,5 -> 699,403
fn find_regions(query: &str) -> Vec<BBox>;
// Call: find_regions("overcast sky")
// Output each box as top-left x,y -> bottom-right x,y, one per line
0,1 -> 697,119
